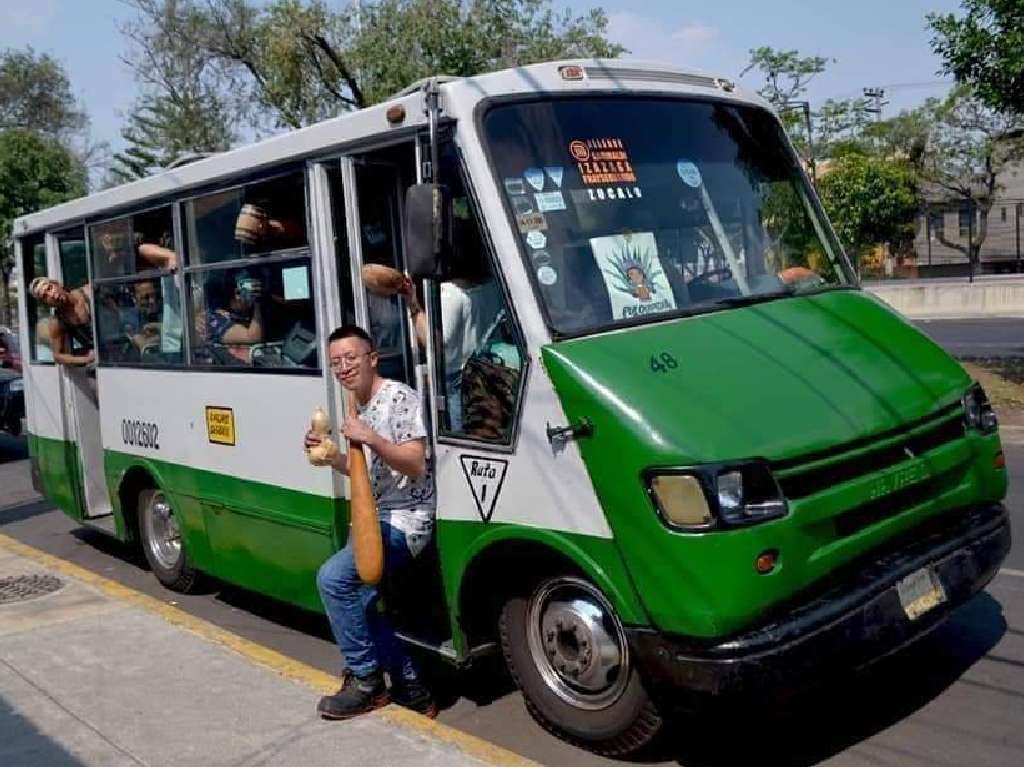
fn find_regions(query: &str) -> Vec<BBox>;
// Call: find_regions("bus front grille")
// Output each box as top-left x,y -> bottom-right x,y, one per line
774,404 -> 965,502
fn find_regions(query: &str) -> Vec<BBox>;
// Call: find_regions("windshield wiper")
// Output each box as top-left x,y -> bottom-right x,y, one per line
712,287 -> 798,308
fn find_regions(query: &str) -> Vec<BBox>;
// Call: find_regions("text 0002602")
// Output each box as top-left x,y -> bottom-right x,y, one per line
121,419 -> 160,450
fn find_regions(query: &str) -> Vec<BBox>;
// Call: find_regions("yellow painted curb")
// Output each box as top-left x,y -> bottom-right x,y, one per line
0,532 -> 543,767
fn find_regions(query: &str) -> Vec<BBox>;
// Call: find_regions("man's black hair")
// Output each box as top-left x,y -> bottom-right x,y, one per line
328,324 -> 375,349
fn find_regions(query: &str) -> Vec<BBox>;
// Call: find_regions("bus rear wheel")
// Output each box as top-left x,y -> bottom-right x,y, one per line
499,576 -> 663,756
139,488 -> 199,593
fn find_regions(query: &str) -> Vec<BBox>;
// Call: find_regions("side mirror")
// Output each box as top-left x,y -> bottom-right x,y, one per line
404,183 -> 452,279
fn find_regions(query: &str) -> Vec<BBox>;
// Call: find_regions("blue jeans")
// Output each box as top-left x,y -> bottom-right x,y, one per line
316,522 -> 418,681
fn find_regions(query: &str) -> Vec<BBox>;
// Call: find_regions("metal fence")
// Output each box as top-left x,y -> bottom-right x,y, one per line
902,198 -> 1024,280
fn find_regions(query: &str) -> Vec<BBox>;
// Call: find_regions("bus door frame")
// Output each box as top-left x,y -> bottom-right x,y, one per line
48,226 -> 114,519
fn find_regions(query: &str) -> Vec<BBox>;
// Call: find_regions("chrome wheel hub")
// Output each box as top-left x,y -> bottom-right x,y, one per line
527,578 -> 629,710
146,493 -> 181,570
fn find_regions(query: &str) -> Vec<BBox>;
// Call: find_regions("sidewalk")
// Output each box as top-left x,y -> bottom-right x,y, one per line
0,534 -> 538,767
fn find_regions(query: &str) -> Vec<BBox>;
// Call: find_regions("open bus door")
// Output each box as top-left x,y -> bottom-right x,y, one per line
52,227 -> 114,521
318,143 -> 455,657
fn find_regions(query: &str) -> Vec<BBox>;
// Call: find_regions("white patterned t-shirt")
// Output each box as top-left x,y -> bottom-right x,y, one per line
357,378 -> 435,555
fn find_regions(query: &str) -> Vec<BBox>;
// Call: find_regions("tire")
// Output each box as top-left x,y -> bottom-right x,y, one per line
499,576 -> 663,756
138,488 -> 200,593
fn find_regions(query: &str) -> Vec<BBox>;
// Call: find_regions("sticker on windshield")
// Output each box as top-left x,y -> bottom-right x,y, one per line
545,167 -> 564,188
676,160 -> 702,188
537,265 -> 558,285
535,191 -> 566,212
511,195 -> 534,215
526,231 -> 547,250
591,232 -> 676,321
570,137 -> 637,186
517,211 -> 547,232
524,167 -> 546,192
504,177 -> 525,196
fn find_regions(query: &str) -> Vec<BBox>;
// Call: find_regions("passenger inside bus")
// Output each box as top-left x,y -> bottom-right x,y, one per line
29,277 -> 95,367
194,272 -> 264,366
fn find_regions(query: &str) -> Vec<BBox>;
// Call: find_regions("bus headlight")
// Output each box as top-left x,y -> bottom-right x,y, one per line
963,383 -> 997,434
647,462 -> 787,531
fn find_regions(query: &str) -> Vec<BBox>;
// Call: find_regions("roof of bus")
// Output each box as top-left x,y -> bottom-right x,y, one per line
13,58 -> 766,237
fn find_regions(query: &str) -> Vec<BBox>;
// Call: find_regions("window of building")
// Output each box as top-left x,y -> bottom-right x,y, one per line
928,210 -> 944,240
958,207 -> 975,239
184,169 -> 317,370
90,206 -> 183,366
1001,207 -> 1007,223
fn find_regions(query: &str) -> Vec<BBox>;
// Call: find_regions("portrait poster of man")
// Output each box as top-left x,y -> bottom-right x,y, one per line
590,232 -> 676,321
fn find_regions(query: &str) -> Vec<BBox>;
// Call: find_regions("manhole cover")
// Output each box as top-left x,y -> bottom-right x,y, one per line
0,574 -> 65,605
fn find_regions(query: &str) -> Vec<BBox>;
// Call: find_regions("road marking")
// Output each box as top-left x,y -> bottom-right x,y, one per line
999,568 -> 1024,578
0,532 -> 542,767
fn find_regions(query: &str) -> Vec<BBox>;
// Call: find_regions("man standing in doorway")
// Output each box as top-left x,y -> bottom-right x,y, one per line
305,325 -> 437,719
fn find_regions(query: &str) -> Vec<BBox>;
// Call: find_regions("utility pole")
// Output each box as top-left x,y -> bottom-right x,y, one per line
1016,201 -> 1021,274
863,87 -> 888,122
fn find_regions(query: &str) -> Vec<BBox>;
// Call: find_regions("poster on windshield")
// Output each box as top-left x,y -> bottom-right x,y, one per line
590,232 -> 676,321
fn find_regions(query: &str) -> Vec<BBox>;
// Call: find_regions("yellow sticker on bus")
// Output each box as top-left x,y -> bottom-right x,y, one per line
205,406 -> 236,446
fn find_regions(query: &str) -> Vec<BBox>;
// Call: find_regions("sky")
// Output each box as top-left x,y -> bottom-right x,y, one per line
0,0 -> 965,156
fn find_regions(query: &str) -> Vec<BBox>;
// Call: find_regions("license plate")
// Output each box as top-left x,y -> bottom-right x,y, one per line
897,567 -> 947,620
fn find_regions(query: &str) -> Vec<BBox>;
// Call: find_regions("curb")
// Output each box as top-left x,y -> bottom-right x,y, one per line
0,532 -> 543,767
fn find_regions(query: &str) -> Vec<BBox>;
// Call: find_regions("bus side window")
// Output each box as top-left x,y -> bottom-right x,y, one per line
434,146 -> 525,444
20,234 -> 54,362
90,206 -> 184,366
183,169 -> 318,370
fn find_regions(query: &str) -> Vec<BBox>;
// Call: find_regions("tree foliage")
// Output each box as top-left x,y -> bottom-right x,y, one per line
741,47 -> 829,110
817,154 -> 920,263
929,0 -> 1024,117
122,0 -> 624,136
914,87 -> 1023,261
0,129 -> 87,322
0,47 -> 88,139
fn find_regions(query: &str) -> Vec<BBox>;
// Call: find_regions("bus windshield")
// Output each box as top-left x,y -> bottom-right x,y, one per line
482,97 -> 854,336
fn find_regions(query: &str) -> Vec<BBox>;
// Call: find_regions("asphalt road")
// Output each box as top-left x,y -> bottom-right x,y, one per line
914,318 -> 1024,358
2,428 -> 1023,767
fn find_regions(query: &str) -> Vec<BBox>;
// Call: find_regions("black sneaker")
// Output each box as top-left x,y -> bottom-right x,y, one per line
390,675 -> 438,718
317,669 -> 389,720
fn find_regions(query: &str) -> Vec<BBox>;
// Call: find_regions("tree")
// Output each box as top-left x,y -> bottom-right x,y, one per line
817,154 -> 920,271
109,94 -> 235,183
0,130 -> 87,325
114,0 -> 237,181
929,0 -> 1024,117
917,87 -> 1023,270
122,0 -> 624,134
0,47 -> 88,139
740,47 -> 830,168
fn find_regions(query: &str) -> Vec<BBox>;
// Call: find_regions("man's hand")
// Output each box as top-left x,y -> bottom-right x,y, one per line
343,412 -> 377,448
303,429 -> 324,451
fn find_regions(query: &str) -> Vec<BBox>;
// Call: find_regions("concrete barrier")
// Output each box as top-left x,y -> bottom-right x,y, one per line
866,279 -> 1024,319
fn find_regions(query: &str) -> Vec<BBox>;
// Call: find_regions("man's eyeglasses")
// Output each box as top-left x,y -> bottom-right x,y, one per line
329,352 -> 371,371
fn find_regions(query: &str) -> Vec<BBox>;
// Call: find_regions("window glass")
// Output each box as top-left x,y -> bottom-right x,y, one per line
327,165 -> 356,328
355,160 -> 415,384
483,98 -> 853,336
185,171 -> 307,264
20,234 -> 54,362
187,258 -> 317,369
94,277 -> 183,365
435,146 -> 524,443
90,207 -> 176,279
55,227 -> 90,355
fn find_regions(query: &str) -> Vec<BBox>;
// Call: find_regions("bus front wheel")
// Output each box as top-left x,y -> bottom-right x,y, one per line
139,489 -> 199,593
499,576 -> 663,756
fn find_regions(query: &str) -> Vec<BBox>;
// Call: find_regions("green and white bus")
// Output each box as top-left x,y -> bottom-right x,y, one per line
14,60 -> 1010,755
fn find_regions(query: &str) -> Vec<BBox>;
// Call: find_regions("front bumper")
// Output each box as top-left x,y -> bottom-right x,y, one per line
629,503 -> 1010,698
